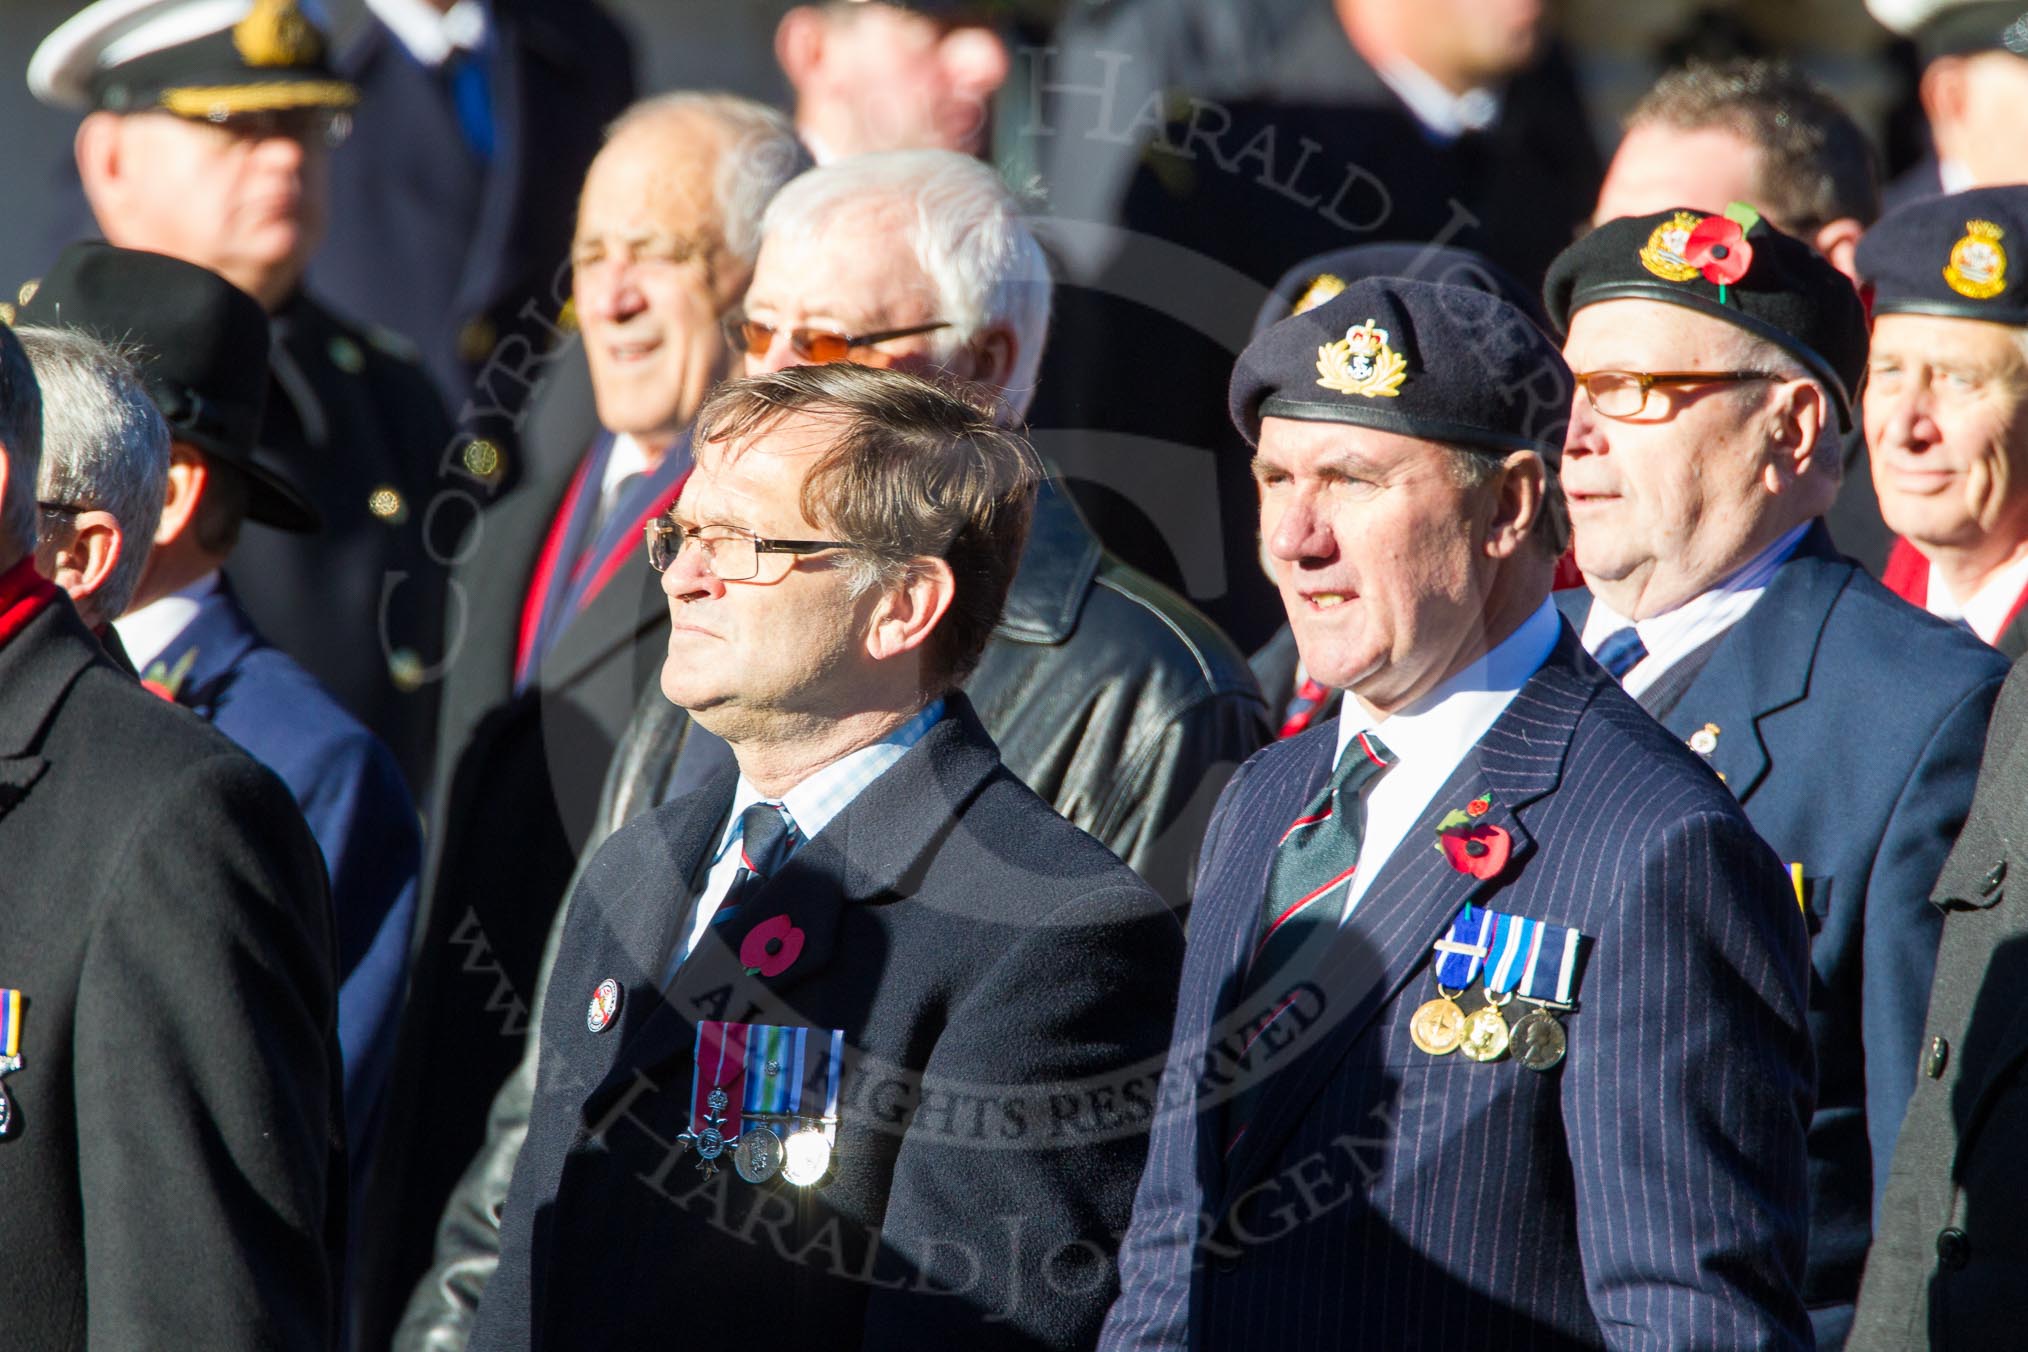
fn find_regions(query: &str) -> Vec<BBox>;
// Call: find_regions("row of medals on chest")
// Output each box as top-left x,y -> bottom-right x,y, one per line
1410,980 -> 1571,1070
687,1082 -> 837,1187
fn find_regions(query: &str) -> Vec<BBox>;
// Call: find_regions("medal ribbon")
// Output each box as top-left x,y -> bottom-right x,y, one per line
1482,912 -> 1543,995
1432,906 -> 1495,987
0,988 -> 21,1059
1517,921 -> 1586,1005
691,1020 -> 749,1140
702,1022 -> 846,1128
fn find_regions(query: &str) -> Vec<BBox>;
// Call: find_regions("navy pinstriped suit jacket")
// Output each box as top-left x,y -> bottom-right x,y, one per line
1101,627 -> 1818,1351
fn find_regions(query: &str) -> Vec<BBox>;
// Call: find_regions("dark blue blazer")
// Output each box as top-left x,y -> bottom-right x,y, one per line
144,579 -> 422,1164
1102,627 -> 1818,1350
469,697 -> 1183,1351
1562,522 -> 2005,1346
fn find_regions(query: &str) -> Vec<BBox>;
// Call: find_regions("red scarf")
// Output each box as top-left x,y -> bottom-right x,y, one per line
0,555 -> 60,652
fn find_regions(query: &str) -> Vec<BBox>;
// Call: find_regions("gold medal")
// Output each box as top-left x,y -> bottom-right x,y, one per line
1458,995 -> 1512,1063
1410,994 -> 1466,1056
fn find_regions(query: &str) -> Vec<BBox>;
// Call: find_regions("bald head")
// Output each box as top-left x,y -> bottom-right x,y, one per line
571,94 -> 809,452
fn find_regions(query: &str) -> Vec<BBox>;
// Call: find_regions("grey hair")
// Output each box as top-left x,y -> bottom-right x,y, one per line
0,323 -> 42,563
605,92 -> 812,265
17,326 -> 170,622
1446,448 -> 1571,559
1725,328 -> 1845,486
760,149 -> 1054,424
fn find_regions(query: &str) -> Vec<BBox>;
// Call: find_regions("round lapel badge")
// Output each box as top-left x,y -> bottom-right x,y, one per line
586,978 -> 623,1034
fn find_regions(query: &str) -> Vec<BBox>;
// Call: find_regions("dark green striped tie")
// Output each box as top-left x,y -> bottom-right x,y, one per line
1226,728 -> 1395,1154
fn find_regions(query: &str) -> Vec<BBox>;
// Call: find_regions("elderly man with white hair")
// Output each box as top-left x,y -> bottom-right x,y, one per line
17,326 -> 168,650
388,145 -> 1267,1352
356,90 -> 815,1348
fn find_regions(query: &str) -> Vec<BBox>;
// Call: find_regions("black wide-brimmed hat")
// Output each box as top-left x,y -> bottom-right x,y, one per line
1544,204 -> 1869,429
1859,184 -> 2028,326
18,242 -> 321,533
1230,276 -> 1572,459
28,0 -> 357,117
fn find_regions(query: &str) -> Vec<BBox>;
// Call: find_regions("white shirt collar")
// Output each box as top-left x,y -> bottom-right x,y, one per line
1940,158 -> 1976,195
1925,549 -> 2028,643
1373,57 -> 1501,143
1580,522 -> 1810,699
365,0 -> 489,67
1329,600 -> 1559,913
111,570 -> 220,673
599,431 -> 651,504
1335,599 -> 1560,770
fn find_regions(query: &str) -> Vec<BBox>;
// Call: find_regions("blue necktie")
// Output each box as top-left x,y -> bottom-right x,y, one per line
446,47 -> 495,162
1594,626 -> 1647,681
718,802 -> 797,928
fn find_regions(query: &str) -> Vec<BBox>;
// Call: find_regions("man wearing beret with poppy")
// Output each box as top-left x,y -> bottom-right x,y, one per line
1547,205 -> 2007,1348
1104,276 -> 1817,1349
1859,185 -> 2028,655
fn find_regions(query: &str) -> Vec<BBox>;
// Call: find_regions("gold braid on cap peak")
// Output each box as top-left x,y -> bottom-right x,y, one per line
159,80 -> 358,117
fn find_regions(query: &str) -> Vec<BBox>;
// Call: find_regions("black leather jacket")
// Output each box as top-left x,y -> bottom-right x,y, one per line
392,480 -> 1269,1349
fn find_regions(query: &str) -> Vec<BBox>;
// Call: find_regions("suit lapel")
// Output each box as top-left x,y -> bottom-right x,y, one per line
534,559 -> 664,695
1654,524 -> 1851,803
1217,637 -> 1593,1203
0,601 -> 101,823
581,700 -> 1003,1127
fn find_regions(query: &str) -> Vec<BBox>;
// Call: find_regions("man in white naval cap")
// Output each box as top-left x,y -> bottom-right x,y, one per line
26,0 -> 459,795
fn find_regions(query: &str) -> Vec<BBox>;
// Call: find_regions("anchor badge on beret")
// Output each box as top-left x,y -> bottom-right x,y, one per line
1316,318 -> 1407,399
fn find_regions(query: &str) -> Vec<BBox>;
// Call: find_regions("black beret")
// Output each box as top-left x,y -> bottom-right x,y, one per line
1857,184 -> 2028,326
1230,277 -> 1572,459
17,242 -> 320,534
1544,205 -> 1868,429
1251,242 -> 1548,341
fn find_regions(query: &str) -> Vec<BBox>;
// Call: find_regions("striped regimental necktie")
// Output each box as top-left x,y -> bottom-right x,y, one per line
719,801 -> 798,928
1225,729 -> 1395,1152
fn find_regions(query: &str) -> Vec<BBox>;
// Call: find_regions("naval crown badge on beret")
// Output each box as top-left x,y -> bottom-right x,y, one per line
1945,219 -> 2008,300
1316,318 -> 1407,399
235,0 -> 324,69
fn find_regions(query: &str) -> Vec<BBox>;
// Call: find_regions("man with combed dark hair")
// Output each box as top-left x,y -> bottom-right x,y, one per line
1589,57 -> 1893,569
1595,59 -> 1879,280
467,363 -> 1182,1352
0,316 -> 342,1350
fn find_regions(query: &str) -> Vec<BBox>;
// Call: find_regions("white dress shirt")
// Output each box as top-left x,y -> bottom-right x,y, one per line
1579,523 -> 1810,700
366,0 -> 489,67
111,571 -> 220,673
1332,599 -> 1559,915
1922,549 -> 2028,644
661,699 -> 946,982
1373,57 -> 1501,143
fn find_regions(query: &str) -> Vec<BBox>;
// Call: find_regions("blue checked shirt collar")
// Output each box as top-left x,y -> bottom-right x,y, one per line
712,698 -> 947,866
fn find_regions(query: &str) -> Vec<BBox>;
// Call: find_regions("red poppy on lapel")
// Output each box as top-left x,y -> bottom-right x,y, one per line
741,915 -> 806,978
1434,799 -> 1512,879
